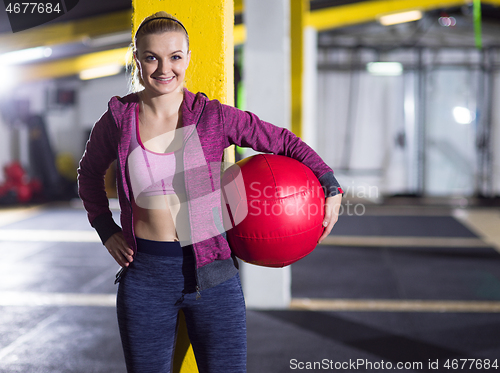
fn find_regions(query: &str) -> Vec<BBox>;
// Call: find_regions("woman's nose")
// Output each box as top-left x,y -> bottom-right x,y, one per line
157,59 -> 171,74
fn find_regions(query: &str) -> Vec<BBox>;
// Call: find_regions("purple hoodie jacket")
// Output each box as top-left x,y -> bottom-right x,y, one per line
78,88 -> 341,291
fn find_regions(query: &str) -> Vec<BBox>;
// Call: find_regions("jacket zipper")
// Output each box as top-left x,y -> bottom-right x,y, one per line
111,125 -> 134,284
117,148 -> 135,257
185,97 -> 207,298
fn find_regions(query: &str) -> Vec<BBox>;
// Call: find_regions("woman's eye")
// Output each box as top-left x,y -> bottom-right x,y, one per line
172,55 -> 181,61
145,55 -> 156,61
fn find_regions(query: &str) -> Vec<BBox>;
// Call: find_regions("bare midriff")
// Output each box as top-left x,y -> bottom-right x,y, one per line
132,193 -> 190,242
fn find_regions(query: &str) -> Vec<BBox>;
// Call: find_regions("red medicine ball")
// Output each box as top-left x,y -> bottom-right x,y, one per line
221,154 -> 325,267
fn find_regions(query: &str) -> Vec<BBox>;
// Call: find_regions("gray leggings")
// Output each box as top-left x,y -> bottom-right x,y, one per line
116,239 -> 247,373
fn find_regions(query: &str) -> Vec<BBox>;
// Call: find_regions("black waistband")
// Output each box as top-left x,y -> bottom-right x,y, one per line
136,237 -> 193,257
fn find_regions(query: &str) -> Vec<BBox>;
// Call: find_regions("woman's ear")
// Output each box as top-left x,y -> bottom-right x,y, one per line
133,51 -> 142,72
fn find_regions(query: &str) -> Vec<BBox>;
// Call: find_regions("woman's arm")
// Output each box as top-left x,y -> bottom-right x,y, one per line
221,105 -> 328,174
221,104 -> 342,195
77,109 -> 134,266
77,110 -> 127,241
221,104 -> 343,238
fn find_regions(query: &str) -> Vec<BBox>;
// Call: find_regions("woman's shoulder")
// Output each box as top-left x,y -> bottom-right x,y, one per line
93,93 -> 139,132
182,88 -> 223,115
108,92 -> 140,106
105,92 -> 140,120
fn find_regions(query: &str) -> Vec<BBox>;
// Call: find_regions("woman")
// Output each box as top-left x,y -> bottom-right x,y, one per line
78,11 -> 343,373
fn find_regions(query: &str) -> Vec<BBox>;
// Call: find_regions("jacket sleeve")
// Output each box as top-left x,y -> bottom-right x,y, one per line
77,108 -> 122,245
221,104 -> 342,197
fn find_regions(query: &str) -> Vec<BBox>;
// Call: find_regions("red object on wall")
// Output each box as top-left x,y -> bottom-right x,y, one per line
222,154 -> 325,267
0,162 -> 37,204
4,162 -> 25,184
16,183 -> 33,203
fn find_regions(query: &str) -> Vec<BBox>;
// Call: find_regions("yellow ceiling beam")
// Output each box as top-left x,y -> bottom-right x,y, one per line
0,9 -> 132,54
15,47 -> 130,82
307,0 -> 466,31
2,0 -> 500,53
6,0 -> 500,83
232,0 -> 500,44
307,0 -> 500,31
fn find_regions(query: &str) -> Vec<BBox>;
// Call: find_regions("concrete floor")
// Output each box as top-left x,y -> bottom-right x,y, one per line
1,202 -> 500,372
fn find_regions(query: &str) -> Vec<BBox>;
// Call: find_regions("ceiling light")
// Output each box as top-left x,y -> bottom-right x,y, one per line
438,16 -> 457,27
0,47 -> 52,65
79,64 -> 123,80
367,62 -> 403,76
453,107 -> 474,124
378,10 -> 423,26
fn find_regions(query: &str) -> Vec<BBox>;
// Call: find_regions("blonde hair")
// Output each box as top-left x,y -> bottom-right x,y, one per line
128,12 -> 189,93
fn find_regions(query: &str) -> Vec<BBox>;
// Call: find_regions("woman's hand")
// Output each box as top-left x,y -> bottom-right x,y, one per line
318,193 -> 342,243
104,232 -> 134,267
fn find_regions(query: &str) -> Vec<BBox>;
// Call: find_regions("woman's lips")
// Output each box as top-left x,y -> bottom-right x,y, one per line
154,76 -> 174,84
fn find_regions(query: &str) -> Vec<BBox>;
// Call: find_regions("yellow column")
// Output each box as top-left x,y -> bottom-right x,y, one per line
131,0 -> 235,372
290,0 -> 308,137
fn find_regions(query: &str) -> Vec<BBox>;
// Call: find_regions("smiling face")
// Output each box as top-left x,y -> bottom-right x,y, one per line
134,31 -> 191,97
